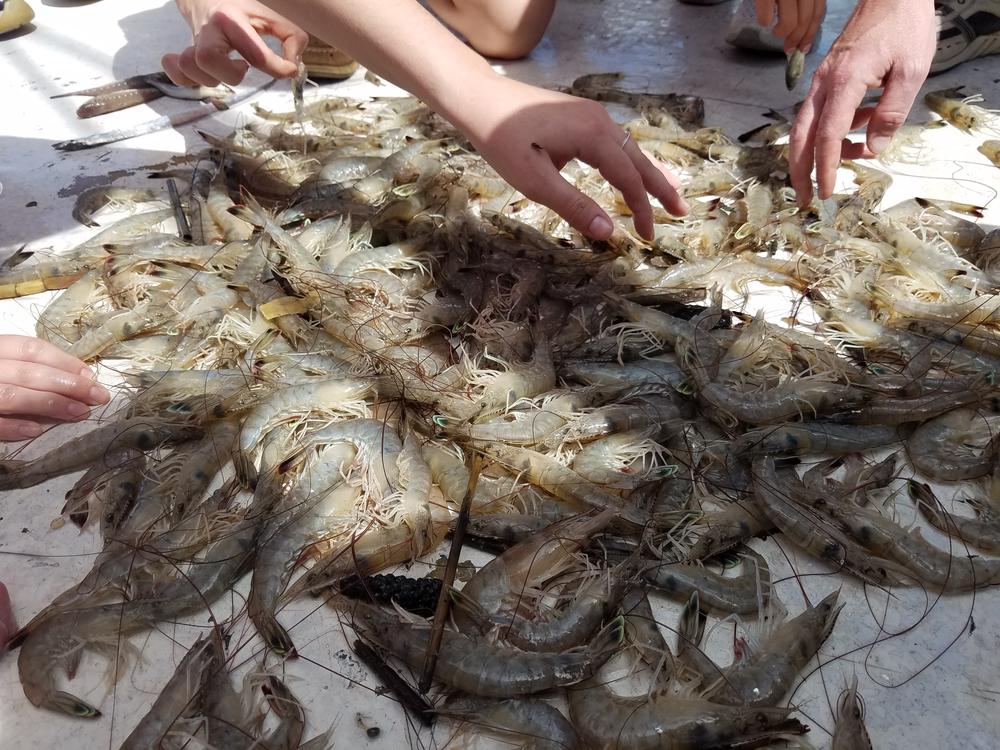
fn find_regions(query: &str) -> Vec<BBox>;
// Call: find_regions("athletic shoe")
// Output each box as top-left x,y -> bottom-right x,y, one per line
301,35 -> 359,81
931,0 -> 1000,73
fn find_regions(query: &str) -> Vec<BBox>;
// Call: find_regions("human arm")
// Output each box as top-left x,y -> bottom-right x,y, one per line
167,0 -> 688,239
0,336 -> 110,441
788,0 -> 936,206
754,0 -> 826,52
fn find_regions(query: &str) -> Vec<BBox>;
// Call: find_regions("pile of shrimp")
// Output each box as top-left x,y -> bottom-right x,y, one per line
1,75 -> 999,750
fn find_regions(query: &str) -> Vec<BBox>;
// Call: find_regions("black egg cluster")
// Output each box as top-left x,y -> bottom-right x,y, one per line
340,573 -> 443,617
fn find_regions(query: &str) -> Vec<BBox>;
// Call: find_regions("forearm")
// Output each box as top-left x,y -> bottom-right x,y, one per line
261,0 -> 495,122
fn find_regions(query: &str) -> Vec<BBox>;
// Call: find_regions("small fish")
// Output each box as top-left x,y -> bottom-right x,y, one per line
50,75 -> 154,99
785,49 -> 806,91
142,72 -> 231,108
76,88 -> 163,119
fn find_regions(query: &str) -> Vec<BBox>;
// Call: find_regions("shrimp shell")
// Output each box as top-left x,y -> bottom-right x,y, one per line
642,548 -> 770,615
567,680 -> 806,750
704,590 -> 842,706
439,697 -> 579,750
454,509 -> 617,631
354,599 -> 624,697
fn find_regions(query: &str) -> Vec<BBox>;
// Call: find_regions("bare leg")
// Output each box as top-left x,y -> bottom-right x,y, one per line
426,0 -> 557,59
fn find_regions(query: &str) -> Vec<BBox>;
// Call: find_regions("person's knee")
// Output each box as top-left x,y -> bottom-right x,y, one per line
432,0 -> 552,59
466,27 -> 545,59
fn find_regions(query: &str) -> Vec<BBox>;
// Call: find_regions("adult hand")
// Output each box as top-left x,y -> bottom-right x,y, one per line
754,0 -> 826,52
451,75 -> 689,241
164,0 -> 308,87
0,335 -> 109,441
789,0 -> 936,206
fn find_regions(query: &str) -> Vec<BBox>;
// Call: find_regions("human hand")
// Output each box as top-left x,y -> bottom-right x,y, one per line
448,75 -> 689,241
0,336 -> 110,441
789,0 -> 935,206
164,0 -> 308,87
0,583 -> 15,651
754,0 -> 826,52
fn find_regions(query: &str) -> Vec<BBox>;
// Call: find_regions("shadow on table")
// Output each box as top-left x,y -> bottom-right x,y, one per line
0,134 -> 184,254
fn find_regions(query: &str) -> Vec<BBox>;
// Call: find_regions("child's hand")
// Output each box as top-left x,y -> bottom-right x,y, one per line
451,75 -> 689,241
164,0 -> 308,87
754,0 -> 826,52
0,336 -> 110,441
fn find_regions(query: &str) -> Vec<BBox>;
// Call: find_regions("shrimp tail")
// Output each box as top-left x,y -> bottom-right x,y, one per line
46,691 -> 102,719
233,450 -> 259,491
0,460 -> 28,476
255,612 -> 298,658
227,203 -> 264,228
6,625 -> 31,650
678,590 -> 706,649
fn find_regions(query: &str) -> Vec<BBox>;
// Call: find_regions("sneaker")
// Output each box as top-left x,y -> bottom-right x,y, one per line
931,0 -> 1000,73
725,0 -> 823,54
301,35 -> 359,81
0,0 -> 34,36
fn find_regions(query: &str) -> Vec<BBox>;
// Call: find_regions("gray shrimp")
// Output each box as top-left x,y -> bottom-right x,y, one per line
60,447 -> 144,530
911,479 -> 1000,556
642,547 -> 771,615
704,591 -> 842,706
559,396 -> 683,443
621,587 -> 675,684
72,185 -> 159,227
908,408 -> 998,481
754,457 -> 906,587
732,423 -> 900,457
700,380 -> 867,426
354,599 -> 624,697
687,502 -> 774,561
567,678 -> 806,750
485,445 -> 651,529
250,442 -> 355,655
439,697 -> 580,750
454,509 -> 617,632
119,633 -> 216,749
833,500 -> 1000,592
493,557 -> 637,652
0,418 -> 203,491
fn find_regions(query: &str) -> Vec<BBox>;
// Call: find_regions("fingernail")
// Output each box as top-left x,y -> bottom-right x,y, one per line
18,423 -> 42,439
803,43 -> 812,54
677,199 -> 691,215
588,215 -> 614,240
869,135 -> 891,154
89,385 -> 110,404
79,366 -> 96,380
66,402 -> 89,418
